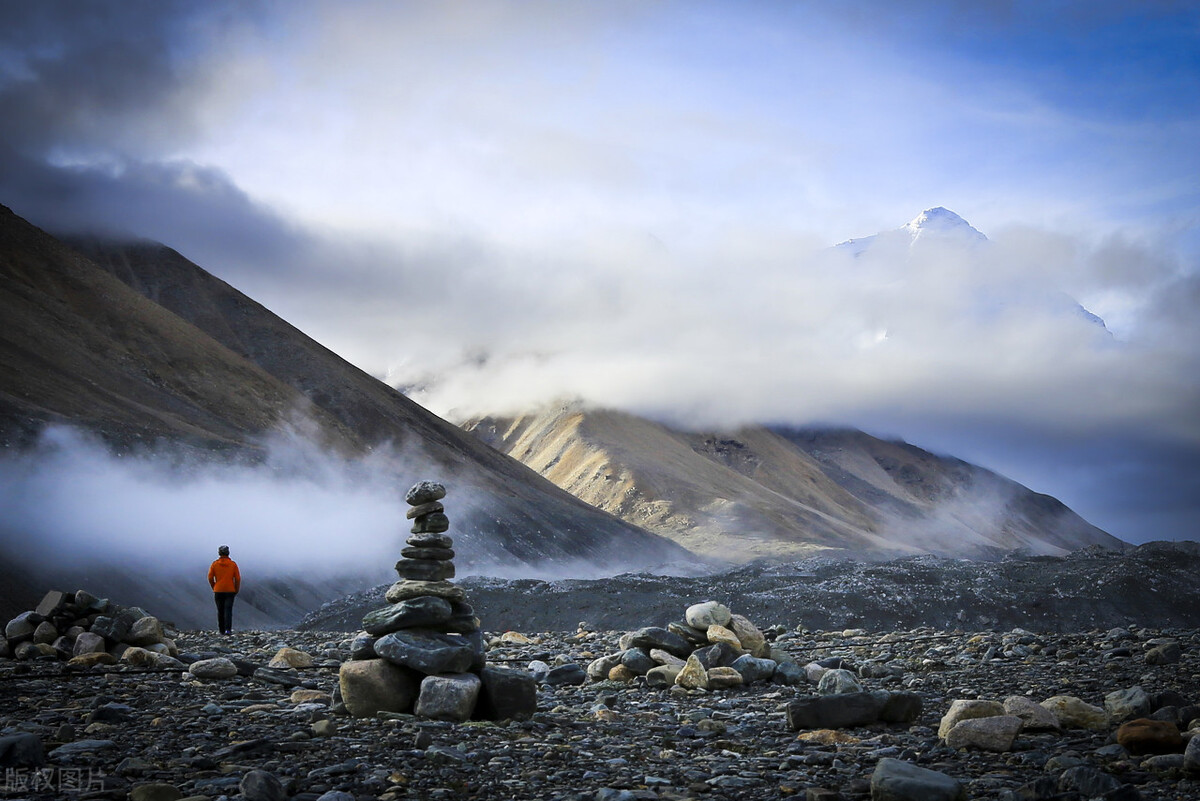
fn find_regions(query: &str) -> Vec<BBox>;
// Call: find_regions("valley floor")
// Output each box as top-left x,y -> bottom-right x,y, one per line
1,624 -> 1198,801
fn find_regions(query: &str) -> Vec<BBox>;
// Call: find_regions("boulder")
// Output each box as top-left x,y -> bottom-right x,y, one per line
1041,696 -> 1110,731
415,673 -> 481,722
1116,719 -> 1183,755
338,658 -> 420,717
730,655 -> 776,684
5,612 -> 39,642
476,665 -> 538,721
1105,687 -> 1153,721
268,647 -> 314,669
189,657 -> 239,680
240,769 -> 287,801
817,668 -> 863,696
786,692 -> 886,730
685,601 -> 731,629
675,654 -> 709,690
879,692 -> 924,724
1003,695 -> 1061,730
944,715 -> 1023,752
35,590 -> 69,618
938,699 -> 1006,739
618,648 -> 657,676
0,732 -> 45,768
619,626 -> 692,658
727,614 -> 769,658
124,616 -> 165,647
706,666 -> 743,689
870,758 -> 965,801
72,631 -> 106,657
587,653 -> 624,681
362,596 -> 455,636
645,664 -> 682,688
374,630 -> 475,675
544,664 -> 587,686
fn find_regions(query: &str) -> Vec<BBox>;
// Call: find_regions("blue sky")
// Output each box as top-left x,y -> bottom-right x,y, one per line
1,1 -> 1198,545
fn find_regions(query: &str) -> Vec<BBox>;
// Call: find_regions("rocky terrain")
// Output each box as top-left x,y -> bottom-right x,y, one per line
299,542 -> 1200,634
2,617 -> 1198,800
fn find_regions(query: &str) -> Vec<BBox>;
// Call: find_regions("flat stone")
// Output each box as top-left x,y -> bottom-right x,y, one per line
374,629 -> 476,674
938,699 -> 1006,738
407,532 -> 453,549
400,545 -> 455,561
1057,766 -> 1122,798
35,590 -> 69,618
385,580 -> 466,604
705,666 -> 743,689
406,500 -> 444,519
786,692 -> 886,730
362,596 -> 454,636
338,658 -> 420,717
706,624 -> 742,649
67,651 -> 116,667
48,739 -> 117,757
189,657 -> 239,679
394,558 -> 455,582
410,512 -> 450,534
945,715 -> 1023,752
545,663 -> 587,686
619,626 -> 693,658
870,758 -> 965,801
645,664 -> 682,688
415,672 -> 481,722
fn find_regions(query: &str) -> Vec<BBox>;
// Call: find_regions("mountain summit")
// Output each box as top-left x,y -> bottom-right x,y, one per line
836,206 -> 987,254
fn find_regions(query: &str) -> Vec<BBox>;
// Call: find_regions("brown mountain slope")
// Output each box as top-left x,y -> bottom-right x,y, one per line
463,403 -> 1124,560
0,205 -> 689,617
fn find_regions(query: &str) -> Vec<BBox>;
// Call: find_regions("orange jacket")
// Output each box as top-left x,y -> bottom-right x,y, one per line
208,556 -> 241,593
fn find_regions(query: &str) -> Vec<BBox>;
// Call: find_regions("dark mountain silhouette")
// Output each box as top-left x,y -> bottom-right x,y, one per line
0,203 -> 690,625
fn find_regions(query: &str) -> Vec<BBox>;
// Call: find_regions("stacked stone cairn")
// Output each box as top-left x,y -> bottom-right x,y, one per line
589,600 -> 922,730
2,590 -> 181,668
338,481 -> 537,722
587,600 -> 802,691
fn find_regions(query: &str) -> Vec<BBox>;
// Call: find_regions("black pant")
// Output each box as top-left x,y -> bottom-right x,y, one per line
214,592 -> 236,634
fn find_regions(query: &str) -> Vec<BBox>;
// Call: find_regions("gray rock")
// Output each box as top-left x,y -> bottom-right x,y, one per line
128,783 -> 183,801
407,532 -> 453,549
619,626 -> 693,658
315,792 -> 357,801
48,739 -> 117,757
1004,695 -> 1061,730
817,667 -> 863,695
1184,734 -> 1200,773
619,648 -> 657,675
730,654 -> 776,684
240,769 -> 287,801
405,500 -> 445,519
394,558 -> 455,582
645,664 -> 682,688
1058,765 -> 1122,798
385,580 -> 466,604
1105,686 -> 1153,721
35,590 -> 69,617
786,692 -> 885,730
4,611 -> 39,641
124,616 -> 165,646
587,653 -> 623,681
772,660 -> 806,686
1145,641 -> 1182,664
944,715 -> 1023,752
32,620 -> 58,644
375,629 -> 476,674
880,692 -> 924,723
362,596 -> 454,636
692,642 -> 740,669
349,631 -> 378,660
339,658 -> 420,717
415,672 -> 481,722
667,620 -> 709,646
253,667 -> 304,687
870,758 -> 965,801
188,657 -> 239,679
477,665 -> 538,721
410,512 -> 451,534
406,481 -> 447,505
684,601 -> 731,629
0,733 -> 45,768
400,545 -> 455,561
545,663 -> 587,686
72,631 -> 106,656
90,613 -> 131,642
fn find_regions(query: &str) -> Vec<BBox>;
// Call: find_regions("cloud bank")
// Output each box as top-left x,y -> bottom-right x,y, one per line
1,2 -> 1198,546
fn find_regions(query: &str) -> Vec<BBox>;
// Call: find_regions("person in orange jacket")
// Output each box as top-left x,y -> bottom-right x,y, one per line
208,545 -> 241,635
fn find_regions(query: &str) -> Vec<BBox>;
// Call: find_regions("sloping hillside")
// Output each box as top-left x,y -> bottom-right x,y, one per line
463,403 -> 1122,560
0,205 -> 690,622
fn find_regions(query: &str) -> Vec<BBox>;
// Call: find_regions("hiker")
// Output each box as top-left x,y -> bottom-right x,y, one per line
208,545 -> 241,635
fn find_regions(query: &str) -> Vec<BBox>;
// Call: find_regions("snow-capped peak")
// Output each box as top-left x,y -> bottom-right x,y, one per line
902,207 -> 988,242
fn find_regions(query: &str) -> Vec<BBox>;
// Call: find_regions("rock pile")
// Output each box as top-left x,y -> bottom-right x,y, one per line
2,589 -> 181,668
337,481 -> 536,722
587,599 -> 806,691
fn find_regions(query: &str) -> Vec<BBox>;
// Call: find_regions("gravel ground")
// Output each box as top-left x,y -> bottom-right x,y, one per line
2,622 -> 1198,801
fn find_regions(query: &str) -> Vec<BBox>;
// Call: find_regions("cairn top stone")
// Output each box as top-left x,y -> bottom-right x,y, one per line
406,481 -> 447,506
